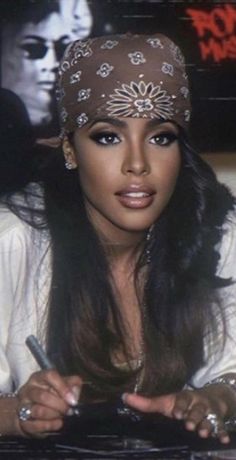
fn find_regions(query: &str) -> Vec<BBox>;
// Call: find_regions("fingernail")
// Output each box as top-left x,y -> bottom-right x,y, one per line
186,421 -> 196,431
199,429 -> 208,438
72,386 -> 80,402
67,408 -> 74,416
121,393 -> 128,403
174,411 -> 183,420
65,386 -> 81,406
221,435 -> 230,444
65,392 -> 78,406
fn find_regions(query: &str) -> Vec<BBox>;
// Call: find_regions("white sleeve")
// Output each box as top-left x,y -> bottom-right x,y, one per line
0,214 -> 30,391
0,208 -> 51,391
190,210 -> 236,388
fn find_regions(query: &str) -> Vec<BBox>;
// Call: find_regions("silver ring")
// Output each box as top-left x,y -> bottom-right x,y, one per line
18,404 -> 32,422
204,412 -> 220,436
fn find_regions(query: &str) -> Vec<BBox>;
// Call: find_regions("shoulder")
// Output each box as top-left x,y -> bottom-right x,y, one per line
216,207 -> 236,278
0,182 -> 49,253
0,203 -> 29,248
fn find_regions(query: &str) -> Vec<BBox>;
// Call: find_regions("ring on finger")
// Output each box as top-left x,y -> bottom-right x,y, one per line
18,404 -> 33,422
204,412 -> 220,436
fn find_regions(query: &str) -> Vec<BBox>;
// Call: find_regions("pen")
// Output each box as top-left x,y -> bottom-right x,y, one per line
26,334 -> 81,415
26,335 -> 54,370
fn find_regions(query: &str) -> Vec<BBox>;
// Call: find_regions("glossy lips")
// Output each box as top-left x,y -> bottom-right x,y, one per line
116,185 -> 155,209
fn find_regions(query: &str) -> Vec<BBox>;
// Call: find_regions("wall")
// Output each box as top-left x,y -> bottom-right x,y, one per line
203,153 -> 236,196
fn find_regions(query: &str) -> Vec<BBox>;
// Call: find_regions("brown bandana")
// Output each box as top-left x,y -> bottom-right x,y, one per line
56,33 -> 191,135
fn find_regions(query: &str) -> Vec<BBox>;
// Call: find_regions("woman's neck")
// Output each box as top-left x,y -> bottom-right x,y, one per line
103,235 -> 145,272
94,223 -> 145,264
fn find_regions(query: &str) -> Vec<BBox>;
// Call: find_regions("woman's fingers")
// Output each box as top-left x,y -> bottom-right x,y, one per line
28,369 -> 82,406
22,388 -> 68,416
197,415 -> 230,443
122,392 -> 176,416
18,417 -> 64,438
16,370 -> 84,436
19,370 -> 83,409
171,390 -> 194,420
123,390 -> 230,444
171,391 -> 230,443
183,402 -> 208,429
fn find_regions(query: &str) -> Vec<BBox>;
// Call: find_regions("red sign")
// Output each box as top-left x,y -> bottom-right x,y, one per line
186,4 -> 236,62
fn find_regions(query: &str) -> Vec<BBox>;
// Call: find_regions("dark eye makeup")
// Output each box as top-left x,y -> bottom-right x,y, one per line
151,131 -> 178,146
89,131 -> 120,145
88,125 -> 178,147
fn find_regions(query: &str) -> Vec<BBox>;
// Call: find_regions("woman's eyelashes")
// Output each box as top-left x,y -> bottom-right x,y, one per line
90,131 -> 121,145
150,131 -> 178,146
89,129 -> 178,147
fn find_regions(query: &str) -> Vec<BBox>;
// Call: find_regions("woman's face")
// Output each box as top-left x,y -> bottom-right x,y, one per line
65,118 -> 181,243
1,0 -> 92,126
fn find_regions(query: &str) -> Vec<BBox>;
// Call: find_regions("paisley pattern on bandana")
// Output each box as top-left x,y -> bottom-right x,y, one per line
161,62 -> 174,77
70,70 -> 82,84
73,39 -> 92,58
60,107 -> 68,123
147,38 -> 164,49
184,109 -> 191,122
106,81 -> 173,119
101,40 -> 119,50
77,89 -> 91,101
170,42 -> 185,65
57,33 -> 191,133
76,113 -> 88,127
96,63 -> 114,78
180,86 -> 189,99
128,52 -> 146,65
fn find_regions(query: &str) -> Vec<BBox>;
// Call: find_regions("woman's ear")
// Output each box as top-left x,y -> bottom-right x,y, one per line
62,137 -> 78,170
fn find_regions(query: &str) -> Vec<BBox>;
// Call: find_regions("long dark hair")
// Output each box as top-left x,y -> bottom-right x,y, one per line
2,129 -> 235,400
41,128 -> 235,400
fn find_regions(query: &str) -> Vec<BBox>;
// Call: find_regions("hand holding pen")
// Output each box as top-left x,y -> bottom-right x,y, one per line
25,335 -> 81,414
15,335 -> 82,437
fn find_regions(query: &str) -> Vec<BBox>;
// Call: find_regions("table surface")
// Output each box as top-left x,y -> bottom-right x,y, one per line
1,401 -> 236,459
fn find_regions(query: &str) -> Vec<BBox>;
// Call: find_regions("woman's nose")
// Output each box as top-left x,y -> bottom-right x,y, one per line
122,142 -> 150,176
40,44 -> 58,73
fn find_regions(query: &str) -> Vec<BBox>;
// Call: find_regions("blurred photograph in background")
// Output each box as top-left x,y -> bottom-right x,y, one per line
1,0 -> 93,136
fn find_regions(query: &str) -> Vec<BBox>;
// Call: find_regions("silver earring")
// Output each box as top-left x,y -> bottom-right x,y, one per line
65,160 -> 74,170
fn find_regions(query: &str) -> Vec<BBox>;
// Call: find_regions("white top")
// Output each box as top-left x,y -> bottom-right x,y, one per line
0,191 -> 236,392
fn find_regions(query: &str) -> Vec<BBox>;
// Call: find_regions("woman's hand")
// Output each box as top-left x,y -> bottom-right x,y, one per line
122,385 -> 236,444
14,369 -> 83,437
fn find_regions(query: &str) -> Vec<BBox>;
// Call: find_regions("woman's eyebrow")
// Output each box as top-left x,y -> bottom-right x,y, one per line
146,119 -> 177,131
89,118 -> 127,129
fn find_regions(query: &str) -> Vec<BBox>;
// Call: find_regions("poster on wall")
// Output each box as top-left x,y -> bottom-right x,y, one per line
1,0 -> 236,152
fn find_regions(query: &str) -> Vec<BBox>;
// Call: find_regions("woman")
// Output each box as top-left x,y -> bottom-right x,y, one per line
0,33 -> 236,442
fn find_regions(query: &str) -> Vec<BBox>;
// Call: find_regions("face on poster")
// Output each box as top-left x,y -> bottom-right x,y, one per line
1,0 -> 93,128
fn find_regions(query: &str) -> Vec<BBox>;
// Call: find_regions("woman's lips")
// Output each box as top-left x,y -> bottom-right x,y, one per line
38,81 -> 55,91
116,188 -> 155,209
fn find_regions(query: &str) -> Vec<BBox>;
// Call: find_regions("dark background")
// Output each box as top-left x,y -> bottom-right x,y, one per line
1,0 -> 236,152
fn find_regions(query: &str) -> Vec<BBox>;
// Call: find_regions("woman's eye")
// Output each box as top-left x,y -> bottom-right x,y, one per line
90,132 -> 120,145
150,132 -> 178,146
